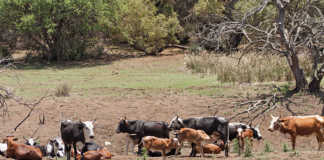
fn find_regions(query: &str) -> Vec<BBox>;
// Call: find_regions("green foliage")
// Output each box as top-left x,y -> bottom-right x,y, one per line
244,138 -> 253,157
0,0 -> 106,61
282,143 -> 289,152
264,141 -> 273,153
232,138 -> 239,153
136,148 -> 148,160
104,0 -> 183,55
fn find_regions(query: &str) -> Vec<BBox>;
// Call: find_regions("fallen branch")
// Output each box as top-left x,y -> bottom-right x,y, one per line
13,94 -> 51,131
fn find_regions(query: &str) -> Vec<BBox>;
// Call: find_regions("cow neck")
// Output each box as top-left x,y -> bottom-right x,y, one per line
181,119 -> 190,128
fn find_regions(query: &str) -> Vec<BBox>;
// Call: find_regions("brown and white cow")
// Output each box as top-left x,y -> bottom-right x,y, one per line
142,136 -> 180,160
268,115 -> 324,150
3,136 -> 42,160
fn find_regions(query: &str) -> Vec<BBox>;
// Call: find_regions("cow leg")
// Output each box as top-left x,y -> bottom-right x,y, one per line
190,143 -> 197,157
65,144 -> 71,160
239,137 -> 244,156
162,149 -> 166,160
316,133 -> 324,151
176,142 -> 183,156
137,137 -> 143,155
73,143 -> 78,160
200,144 -> 204,158
125,137 -> 130,155
291,135 -> 296,150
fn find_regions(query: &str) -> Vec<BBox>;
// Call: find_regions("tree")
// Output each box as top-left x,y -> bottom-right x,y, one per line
198,0 -> 324,92
0,0 -> 106,61
103,0 -> 183,55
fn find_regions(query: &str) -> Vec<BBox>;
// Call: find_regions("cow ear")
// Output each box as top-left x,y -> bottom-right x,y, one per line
93,118 -> 97,123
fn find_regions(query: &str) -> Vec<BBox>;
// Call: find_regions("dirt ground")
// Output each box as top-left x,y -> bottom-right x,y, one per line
1,53 -> 324,159
1,91 -> 324,159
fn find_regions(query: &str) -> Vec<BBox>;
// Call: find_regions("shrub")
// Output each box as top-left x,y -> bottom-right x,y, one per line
104,0 -> 183,55
55,83 -> 71,97
184,52 -> 312,83
0,0 -> 106,61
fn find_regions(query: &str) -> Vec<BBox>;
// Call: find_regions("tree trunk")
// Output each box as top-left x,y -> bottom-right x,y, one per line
286,54 -> 308,92
309,47 -> 324,93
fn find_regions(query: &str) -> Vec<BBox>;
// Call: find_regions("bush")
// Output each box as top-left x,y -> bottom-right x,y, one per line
0,0 -> 106,61
184,52 -> 312,83
55,83 -> 71,97
104,0 -> 183,55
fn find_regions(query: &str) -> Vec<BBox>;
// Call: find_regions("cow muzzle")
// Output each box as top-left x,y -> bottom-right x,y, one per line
90,135 -> 95,139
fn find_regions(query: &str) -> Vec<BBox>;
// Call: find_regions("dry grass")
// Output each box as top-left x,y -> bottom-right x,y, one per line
55,83 -> 71,97
184,52 -> 312,83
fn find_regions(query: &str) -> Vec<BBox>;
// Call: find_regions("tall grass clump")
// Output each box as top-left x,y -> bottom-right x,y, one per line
184,51 -> 312,83
264,141 -> 273,153
244,138 -> 253,157
232,138 -> 239,153
55,83 -> 71,97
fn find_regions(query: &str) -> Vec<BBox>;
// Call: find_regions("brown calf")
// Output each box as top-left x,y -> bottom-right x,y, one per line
175,128 -> 219,158
75,147 -> 112,160
238,128 -> 254,155
142,136 -> 180,160
194,142 -> 224,155
268,115 -> 324,150
3,136 -> 42,160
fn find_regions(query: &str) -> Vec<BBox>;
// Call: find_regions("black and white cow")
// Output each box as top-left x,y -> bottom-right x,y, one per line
60,119 -> 96,160
24,137 -> 65,158
0,143 -> 7,156
116,117 -> 176,156
228,123 -> 262,141
168,116 -> 229,157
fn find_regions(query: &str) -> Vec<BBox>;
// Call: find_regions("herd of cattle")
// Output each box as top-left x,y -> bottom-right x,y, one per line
0,114 -> 323,160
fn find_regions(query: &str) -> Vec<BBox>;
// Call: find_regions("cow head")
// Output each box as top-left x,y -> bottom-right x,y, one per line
24,136 -> 39,146
48,137 -> 65,158
268,115 -> 280,132
3,136 -> 18,144
252,124 -> 262,140
82,119 -> 96,139
168,116 -> 184,130
116,116 -> 129,133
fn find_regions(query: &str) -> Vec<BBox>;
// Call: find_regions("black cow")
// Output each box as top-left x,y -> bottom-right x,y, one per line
116,117 -> 176,156
228,123 -> 262,141
60,120 -> 96,160
168,116 -> 229,157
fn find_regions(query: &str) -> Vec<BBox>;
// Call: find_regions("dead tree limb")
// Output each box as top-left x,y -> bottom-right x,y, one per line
13,94 -> 51,131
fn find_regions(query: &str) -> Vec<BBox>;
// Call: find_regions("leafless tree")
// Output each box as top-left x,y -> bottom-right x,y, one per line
198,0 -> 324,93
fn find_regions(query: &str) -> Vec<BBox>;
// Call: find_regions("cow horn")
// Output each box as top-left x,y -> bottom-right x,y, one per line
35,136 -> 40,140
93,118 -> 97,123
23,136 -> 27,140
271,114 -> 275,119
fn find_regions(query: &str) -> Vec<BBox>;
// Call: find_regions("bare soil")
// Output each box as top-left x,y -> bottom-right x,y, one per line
1,53 -> 324,159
